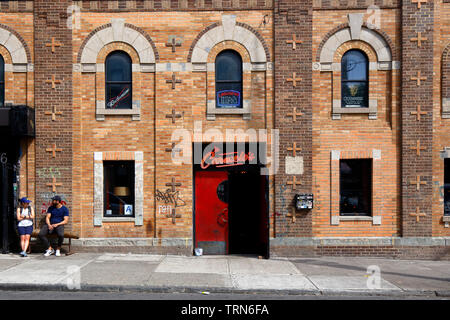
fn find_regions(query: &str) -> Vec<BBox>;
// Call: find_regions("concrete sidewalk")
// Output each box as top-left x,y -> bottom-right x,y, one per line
0,253 -> 448,297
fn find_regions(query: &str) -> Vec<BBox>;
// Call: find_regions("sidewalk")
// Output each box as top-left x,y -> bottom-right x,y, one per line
0,253 -> 448,297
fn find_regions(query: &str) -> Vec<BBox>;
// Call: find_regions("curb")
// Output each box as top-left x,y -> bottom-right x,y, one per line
0,283 -> 444,298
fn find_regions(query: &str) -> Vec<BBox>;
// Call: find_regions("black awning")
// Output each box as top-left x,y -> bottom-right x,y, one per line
0,105 -> 35,137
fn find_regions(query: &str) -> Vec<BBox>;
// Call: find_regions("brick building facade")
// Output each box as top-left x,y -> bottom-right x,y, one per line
0,0 -> 449,259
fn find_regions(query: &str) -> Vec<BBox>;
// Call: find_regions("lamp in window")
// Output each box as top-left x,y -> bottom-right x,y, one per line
113,186 -> 130,215
113,186 -> 130,197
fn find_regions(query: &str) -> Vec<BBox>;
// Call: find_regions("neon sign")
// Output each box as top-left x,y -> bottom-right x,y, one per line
201,147 -> 256,169
216,90 -> 241,108
107,87 -> 130,108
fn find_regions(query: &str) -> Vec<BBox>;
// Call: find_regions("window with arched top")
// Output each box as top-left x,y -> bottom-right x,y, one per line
105,51 -> 132,109
215,50 -> 243,109
0,55 -> 4,107
341,49 -> 369,108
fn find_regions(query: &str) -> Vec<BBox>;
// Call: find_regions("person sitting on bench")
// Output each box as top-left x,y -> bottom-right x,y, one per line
39,195 -> 69,257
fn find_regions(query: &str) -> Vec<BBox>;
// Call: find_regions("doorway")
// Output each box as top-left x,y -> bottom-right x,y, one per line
228,169 -> 267,255
194,167 -> 268,257
0,134 -> 20,253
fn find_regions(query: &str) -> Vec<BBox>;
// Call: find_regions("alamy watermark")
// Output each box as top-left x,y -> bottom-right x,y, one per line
366,265 -> 382,289
66,265 -> 81,290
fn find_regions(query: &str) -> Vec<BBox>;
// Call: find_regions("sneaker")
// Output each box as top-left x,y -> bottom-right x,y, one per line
20,251 -> 25,257
23,252 -> 28,257
55,250 -> 61,257
44,249 -> 55,257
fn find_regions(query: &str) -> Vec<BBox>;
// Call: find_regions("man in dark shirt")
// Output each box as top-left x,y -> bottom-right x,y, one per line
39,195 -> 69,257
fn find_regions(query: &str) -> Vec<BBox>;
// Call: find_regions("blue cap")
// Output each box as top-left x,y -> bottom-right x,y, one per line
19,197 -> 31,203
51,195 -> 62,202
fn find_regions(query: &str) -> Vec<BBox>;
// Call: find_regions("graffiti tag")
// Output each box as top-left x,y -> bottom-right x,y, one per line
155,189 -> 186,208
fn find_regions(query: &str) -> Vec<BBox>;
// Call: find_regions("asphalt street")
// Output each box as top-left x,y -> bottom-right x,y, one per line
0,290 -> 447,300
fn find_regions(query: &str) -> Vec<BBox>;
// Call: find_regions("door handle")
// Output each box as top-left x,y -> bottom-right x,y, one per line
217,208 -> 228,227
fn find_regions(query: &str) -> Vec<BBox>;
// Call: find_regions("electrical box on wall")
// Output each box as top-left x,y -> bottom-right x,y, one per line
295,194 -> 313,210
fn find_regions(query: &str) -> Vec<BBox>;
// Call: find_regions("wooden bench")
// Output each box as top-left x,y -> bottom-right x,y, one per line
31,229 -> 80,255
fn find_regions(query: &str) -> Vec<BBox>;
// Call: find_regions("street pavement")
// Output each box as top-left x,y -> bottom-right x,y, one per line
0,253 -> 448,298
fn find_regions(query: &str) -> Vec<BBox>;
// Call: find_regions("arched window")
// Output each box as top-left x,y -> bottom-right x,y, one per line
341,50 -> 368,108
105,51 -> 132,109
0,55 -> 4,107
215,50 -> 243,109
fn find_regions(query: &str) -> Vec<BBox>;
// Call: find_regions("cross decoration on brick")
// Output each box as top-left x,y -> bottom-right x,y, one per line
286,107 -> 303,122
287,142 -> 302,157
47,177 -> 62,193
165,108 -> 184,124
166,73 -> 182,89
286,34 -> 302,50
410,105 -> 427,121
412,0 -> 427,9
286,72 -> 302,87
165,143 -> 182,158
410,175 -> 427,191
165,177 -> 182,193
410,140 -> 426,157
46,143 -> 62,158
286,207 -> 297,223
286,176 -> 302,190
410,32 -> 427,48
45,106 -> 62,121
411,71 -> 427,86
410,207 -> 426,222
166,208 -> 181,225
165,37 -> 182,53
46,75 -> 61,89
45,37 -> 62,53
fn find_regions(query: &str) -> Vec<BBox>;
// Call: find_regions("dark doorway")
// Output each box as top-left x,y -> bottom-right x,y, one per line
228,169 -> 267,256
193,142 -> 269,258
0,134 -> 21,253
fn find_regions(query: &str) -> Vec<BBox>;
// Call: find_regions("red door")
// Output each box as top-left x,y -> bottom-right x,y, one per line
195,171 -> 229,255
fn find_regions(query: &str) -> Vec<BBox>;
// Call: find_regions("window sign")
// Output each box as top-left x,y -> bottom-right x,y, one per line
105,51 -> 132,109
341,50 -> 369,108
215,50 -> 243,109
217,90 -> 241,108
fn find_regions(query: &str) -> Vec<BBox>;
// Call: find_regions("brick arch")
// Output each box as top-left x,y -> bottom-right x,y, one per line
442,44 -> 450,111
187,16 -> 270,64
77,20 -> 159,65
316,23 -> 395,71
0,23 -> 31,64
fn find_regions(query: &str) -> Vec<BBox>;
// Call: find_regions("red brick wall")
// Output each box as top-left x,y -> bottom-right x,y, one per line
432,0 -> 450,237
34,0 -> 74,228
72,10 -> 274,239
274,0 -> 313,237
401,0 -> 434,237
311,9 -> 401,237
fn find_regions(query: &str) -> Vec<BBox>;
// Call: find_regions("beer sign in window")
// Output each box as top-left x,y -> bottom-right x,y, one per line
215,50 -> 243,109
341,50 -> 369,108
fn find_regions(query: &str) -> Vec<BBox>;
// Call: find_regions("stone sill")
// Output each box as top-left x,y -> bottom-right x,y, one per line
101,217 -> 136,223
339,216 -> 373,221
332,99 -> 377,120
96,100 -> 141,121
207,99 -> 251,120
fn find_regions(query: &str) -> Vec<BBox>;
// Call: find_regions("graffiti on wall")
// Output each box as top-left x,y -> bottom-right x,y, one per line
37,167 -> 62,179
156,188 -> 186,216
